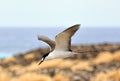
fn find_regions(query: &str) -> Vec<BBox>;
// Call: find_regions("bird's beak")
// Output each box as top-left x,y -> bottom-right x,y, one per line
38,57 -> 45,65
38,53 -> 49,65
38,60 -> 43,65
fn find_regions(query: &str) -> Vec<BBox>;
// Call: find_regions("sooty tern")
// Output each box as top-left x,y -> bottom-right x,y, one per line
38,24 -> 80,65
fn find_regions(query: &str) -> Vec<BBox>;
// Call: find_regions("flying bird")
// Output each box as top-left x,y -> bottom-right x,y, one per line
38,24 -> 80,65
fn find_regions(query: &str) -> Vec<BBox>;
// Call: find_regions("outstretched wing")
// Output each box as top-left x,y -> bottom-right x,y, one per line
38,35 -> 55,51
55,24 -> 80,51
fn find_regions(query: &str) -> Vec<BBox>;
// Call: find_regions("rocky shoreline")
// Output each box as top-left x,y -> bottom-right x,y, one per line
0,43 -> 120,81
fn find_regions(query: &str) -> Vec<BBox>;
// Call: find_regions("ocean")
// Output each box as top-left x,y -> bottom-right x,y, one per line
0,27 -> 120,58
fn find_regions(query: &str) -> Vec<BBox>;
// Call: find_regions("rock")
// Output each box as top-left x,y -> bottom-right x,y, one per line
113,51 -> 120,61
18,72 -> 52,81
71,61 -> 93,71
0,43 -> 120,81
93,52 -> 113,64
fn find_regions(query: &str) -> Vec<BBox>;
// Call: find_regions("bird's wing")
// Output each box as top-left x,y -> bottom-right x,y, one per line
38,35 -> 55,51
55,24 -> 80,51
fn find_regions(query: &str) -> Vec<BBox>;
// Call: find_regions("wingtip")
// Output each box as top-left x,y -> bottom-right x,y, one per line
71,24 -> 81,30
38,35 -> 49,40
73,24 -> 81,28
38,35 -> 41,40
75,24 -> 81,26
38,35 -> 43,40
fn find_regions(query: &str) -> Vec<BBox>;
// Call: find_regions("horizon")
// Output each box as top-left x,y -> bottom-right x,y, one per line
0,27 -> 120,58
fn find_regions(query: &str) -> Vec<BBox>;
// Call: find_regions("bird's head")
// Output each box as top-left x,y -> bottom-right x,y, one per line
38,52 -> 49,65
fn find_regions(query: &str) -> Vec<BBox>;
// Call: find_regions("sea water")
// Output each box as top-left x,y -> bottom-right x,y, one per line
0,27 -> 120,58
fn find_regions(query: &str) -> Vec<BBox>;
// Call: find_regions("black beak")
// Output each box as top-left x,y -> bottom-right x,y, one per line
38,60 -> 43,65
38,57 -> 45,65
38,52 -> 49,65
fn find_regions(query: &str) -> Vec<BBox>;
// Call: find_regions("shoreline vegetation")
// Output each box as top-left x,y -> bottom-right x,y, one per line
0,43 -> 120,81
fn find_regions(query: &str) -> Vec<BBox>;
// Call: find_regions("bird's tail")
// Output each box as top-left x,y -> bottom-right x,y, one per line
77,50 -> 98,53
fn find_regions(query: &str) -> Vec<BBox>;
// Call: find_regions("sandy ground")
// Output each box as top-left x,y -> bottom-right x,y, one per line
0,43 -> 120,81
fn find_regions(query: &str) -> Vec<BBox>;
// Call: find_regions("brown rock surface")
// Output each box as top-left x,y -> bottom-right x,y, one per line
0,43 -> 120,81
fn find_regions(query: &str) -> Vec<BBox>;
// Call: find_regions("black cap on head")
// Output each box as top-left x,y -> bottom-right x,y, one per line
38,52 -> 49,65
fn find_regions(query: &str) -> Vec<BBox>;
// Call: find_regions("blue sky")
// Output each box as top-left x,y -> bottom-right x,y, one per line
0,0 -> 120,27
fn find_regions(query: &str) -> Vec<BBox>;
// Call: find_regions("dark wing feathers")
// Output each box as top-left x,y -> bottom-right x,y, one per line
38,35 -> 55,51
55,24 -> 80,50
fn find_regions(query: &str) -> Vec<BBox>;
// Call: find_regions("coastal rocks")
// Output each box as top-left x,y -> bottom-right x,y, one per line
90,69 -> 120,81
93,52 -> 113,64
0,43 -> 120,81
9,72 -> 52,81
71,61 -> 93,71
113,51 -> 120,61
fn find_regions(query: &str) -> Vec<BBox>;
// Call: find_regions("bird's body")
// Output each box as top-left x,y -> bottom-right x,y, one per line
38,24 -> 80,65
45,50 -> 77,60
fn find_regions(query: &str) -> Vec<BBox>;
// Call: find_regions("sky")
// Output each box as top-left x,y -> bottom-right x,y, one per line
0,0 -> 120,28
